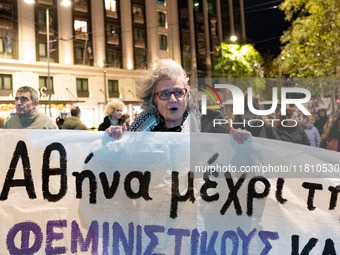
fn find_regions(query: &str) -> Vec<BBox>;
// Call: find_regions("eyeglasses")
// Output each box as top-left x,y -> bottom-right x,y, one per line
156,88 -> 187,101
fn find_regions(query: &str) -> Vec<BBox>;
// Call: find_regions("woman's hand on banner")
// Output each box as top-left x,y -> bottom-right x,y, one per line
105,123 -> 127,139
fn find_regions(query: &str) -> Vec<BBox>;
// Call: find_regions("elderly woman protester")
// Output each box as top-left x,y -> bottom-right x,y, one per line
98,99 -> 128,131
105,58 -> 250,143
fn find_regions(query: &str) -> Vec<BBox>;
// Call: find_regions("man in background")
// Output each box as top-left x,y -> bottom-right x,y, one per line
60,106 -> 88,130
3,86 -> 58,129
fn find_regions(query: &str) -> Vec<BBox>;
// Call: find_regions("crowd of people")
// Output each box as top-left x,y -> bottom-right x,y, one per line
1,58 -> 339,152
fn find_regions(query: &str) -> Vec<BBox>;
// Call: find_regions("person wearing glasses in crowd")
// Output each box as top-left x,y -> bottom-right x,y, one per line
3,86 -> 58,129
105,58 -> 250,143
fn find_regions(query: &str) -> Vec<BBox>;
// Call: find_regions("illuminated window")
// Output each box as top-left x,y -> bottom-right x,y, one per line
105,0 -> 118,18
158,12 -> 166,28
74,19 -> 88,40
157,0 -> 165,5
76,78 -> 89,97
159,34 -> 167,51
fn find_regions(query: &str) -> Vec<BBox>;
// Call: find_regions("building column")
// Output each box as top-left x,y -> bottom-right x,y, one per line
145,0 -> 158,62
216,0 -> 223,43
239,0 -> 246,43
228,0 -> 235,36
168,0 -> 181,63
91,0 -> 105,67
18,0 -> 35,61
188,0 -> 197,81
203,0 -> 211,77
120,0 -> 134,70
58,0 -> 73,65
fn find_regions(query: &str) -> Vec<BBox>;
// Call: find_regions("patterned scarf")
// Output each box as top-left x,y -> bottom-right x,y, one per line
130,108 -> 201,133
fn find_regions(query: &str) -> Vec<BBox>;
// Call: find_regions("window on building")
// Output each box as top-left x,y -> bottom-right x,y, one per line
157,0 -> 165,5
0,3 -> 13,26
132,5 -> 144,24
133,29 -> 145,48
208,0 -> 216,15
74,43 -> 91,65
210,18 -> 217,36
132,1 -> 146,69
159,34 -> 167,51
36,9 -> 56,35
106,48 -> 121,68
0,3 -> 16,59
108,80 -> 119,98
157,12 -> 166,28
74,19 -> 88,40
35,1 -> 58,62
76,78 -> 89,97
75,47 -> 84,61
74,0 -> 88,12
0,38 -> 3,53
105,0 -> 118,18
37,0 -> 53,5
0,74 -> 12,96
39,43 -> 47,57
194,0 -> 201,12
134,49 -> 146,69
39,76 -> 54,95
182,33 -> 190,52
73,0 -> 92,66
106,24 -> 119,45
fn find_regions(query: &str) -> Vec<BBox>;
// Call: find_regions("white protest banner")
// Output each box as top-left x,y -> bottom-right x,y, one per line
0,130 -> 339,255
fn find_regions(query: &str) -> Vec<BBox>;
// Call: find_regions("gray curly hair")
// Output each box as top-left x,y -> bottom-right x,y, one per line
105,99 -> 125,116
137,58 -> 190,115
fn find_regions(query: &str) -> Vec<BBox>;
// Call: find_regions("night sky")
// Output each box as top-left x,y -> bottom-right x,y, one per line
244,0 -> 289,56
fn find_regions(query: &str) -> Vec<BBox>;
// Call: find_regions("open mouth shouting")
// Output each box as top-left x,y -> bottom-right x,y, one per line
169,107 -> 178,113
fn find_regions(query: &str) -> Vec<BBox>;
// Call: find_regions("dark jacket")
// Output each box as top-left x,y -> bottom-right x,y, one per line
98,116 -> 127,131
276,125 -> 311,145
314,116 -> 328,136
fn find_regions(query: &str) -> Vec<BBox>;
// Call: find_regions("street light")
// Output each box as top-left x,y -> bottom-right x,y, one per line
230,35 -> 238,42
24,0 -> 71,116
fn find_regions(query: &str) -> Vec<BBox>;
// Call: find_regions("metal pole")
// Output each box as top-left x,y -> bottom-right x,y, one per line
103,68 -> 108,105
46,8 -> 52,116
